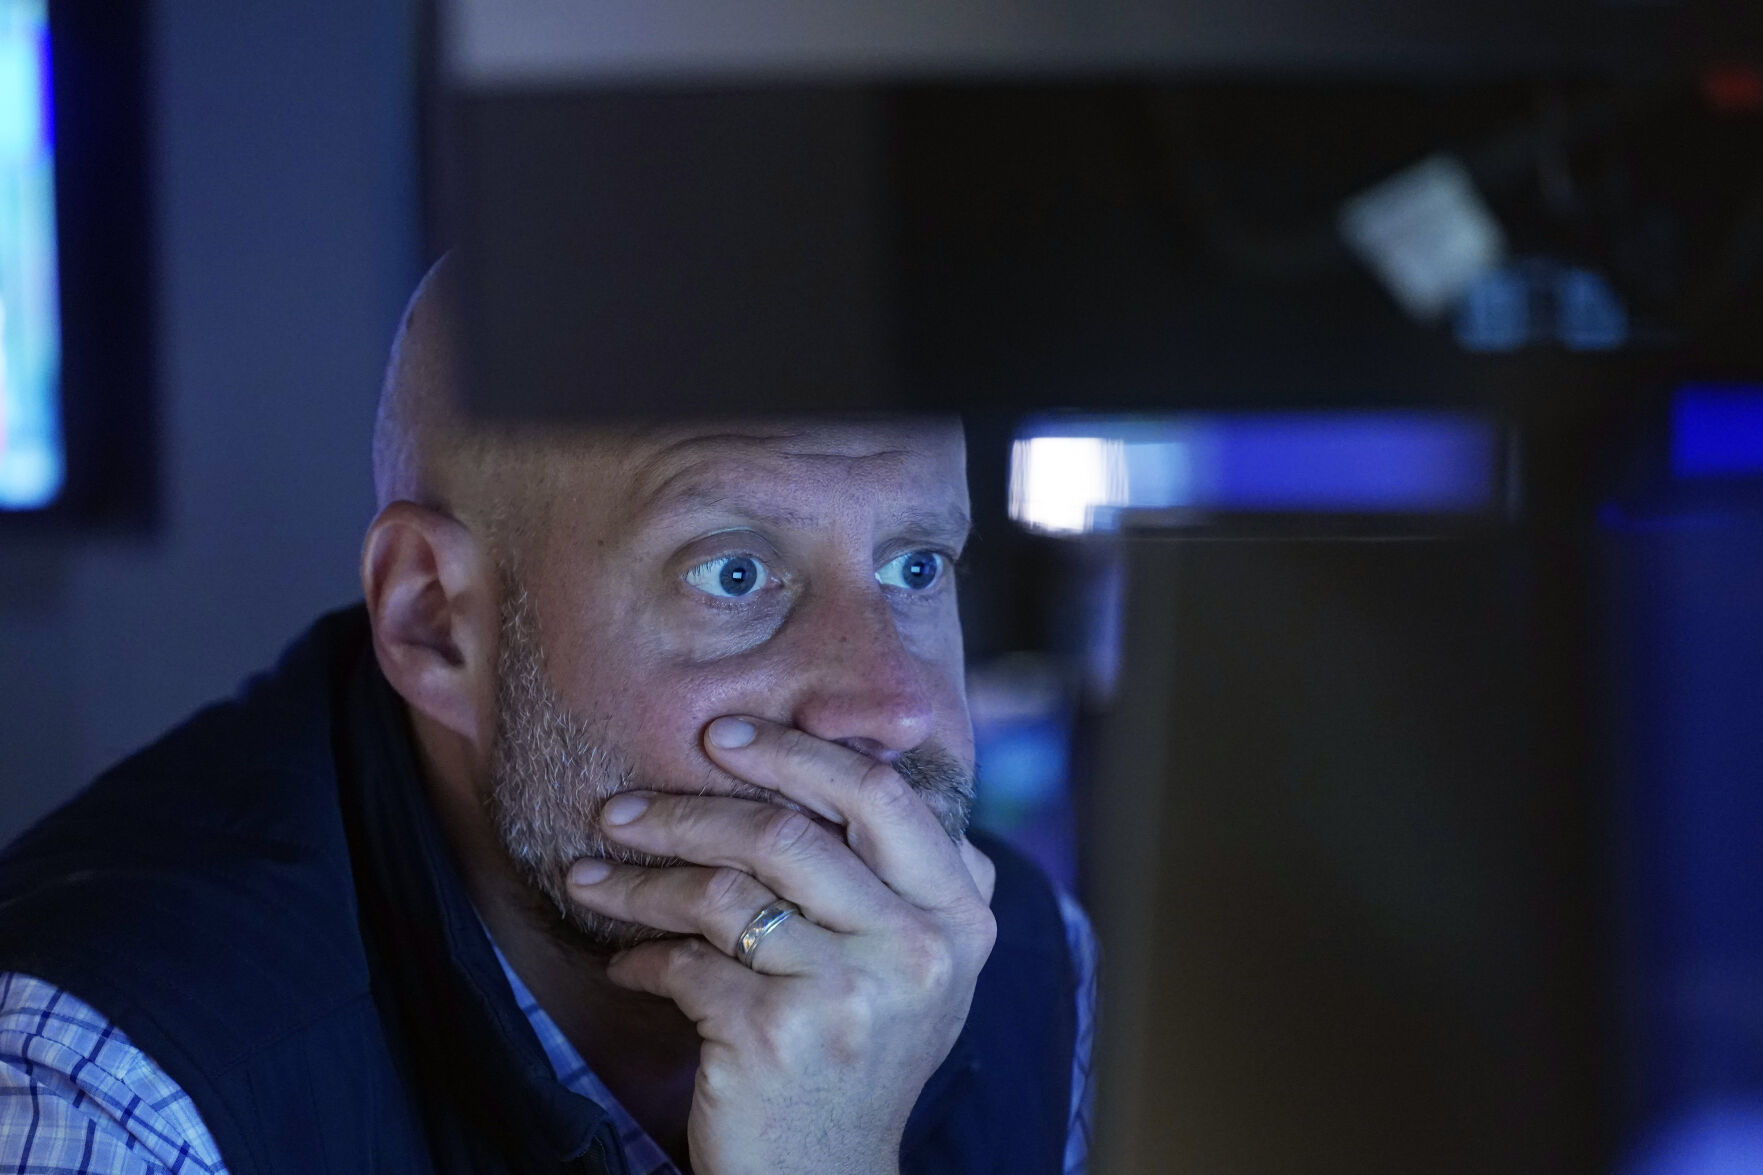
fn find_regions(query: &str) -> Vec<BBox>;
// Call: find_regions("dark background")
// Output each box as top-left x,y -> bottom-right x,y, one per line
0,1 -> 419,839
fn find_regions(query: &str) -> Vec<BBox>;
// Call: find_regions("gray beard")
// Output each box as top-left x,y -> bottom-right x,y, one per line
488,580 -> 976,955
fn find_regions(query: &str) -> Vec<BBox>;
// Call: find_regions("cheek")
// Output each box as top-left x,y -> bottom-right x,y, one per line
911,616 -> 974,747
554,653 -> 774,791
538,601 -> 780,787
545,598 -> 977,784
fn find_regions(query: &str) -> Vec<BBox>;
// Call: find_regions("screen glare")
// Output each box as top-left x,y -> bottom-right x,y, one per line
0,0 -> 61,510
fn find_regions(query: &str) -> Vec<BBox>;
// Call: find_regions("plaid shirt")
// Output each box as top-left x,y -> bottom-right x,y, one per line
0,900 -> 1096,1175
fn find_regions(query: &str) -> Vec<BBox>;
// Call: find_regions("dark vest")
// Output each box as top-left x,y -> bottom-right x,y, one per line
0,609 -> 1077,1173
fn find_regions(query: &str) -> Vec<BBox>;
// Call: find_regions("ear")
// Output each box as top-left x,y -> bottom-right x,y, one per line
361,501 -> 498,750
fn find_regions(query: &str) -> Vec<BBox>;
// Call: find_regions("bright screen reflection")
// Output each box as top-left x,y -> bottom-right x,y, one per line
0,0 -> 61,510
1010,411 -> 1501,533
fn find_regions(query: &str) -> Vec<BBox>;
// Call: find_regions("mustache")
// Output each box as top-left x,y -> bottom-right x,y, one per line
892,744 -> 976,842
678,741 -> 975,843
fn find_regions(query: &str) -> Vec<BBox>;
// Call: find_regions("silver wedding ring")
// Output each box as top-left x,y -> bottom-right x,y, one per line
734,899 -> 801,969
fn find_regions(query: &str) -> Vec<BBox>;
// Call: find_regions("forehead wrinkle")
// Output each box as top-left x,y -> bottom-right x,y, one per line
630,440 -> 938,519
619,432 -> 810,522
603,425 -> 968,558
642,484 -> 820,533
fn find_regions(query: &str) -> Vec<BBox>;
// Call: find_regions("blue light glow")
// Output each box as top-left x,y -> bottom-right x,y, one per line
1672,387 -> 1763,480
0,0 -> 63,510
1622,1102 -> 1763,1175
1011,412 -> 1500,531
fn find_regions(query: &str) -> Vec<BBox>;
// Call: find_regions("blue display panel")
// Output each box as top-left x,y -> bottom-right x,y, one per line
1671,386 -> 1763,480
0,0 -> 61,510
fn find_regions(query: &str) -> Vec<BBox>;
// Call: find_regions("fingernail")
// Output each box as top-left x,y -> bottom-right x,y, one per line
708,717 -> 756,749
569,858 -> 612,886
602,792 -> 650,826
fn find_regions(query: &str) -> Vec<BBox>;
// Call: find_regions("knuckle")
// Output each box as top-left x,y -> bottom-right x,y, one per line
965,904 -> 999,962
772,723 -> 815,764
654,941 -> 694,985
940,900 -> 998,972
816,971 -> 878,1063
844,971 -> 884,1024
695,1059 -> 739,1104
856,761 -> 917,817
756,806 -> 818,858
698,865 -> 756,917
753,993 -> 818,1065
751,972 -> 882,1068
894,920 -> 958,992
827,993 -> 876,1063
962,840 -> 998,893
658,935 -> 721,987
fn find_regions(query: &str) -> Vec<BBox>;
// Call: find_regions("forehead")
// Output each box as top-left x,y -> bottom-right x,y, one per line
579,417 -> 969,532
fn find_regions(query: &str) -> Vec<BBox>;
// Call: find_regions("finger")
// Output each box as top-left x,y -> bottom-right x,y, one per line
959,838 -> 997,905
702,717 -> 978,912
606,936 -> 771,1027
591,791 -> 898,932
566,857 -> 831,974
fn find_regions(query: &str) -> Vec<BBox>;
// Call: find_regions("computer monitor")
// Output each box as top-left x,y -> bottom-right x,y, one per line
0,0 -> 60,509
0,0 -> 153,526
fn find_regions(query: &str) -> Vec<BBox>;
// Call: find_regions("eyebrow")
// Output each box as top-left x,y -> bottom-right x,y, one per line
889,506 -> 973,550
641,486 -> 971,550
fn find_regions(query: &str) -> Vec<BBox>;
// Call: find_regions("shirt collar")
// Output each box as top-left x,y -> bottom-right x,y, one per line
484,932 -> 681,1175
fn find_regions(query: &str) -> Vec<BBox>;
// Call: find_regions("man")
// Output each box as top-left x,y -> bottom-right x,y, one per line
0,262 -> 1092,1174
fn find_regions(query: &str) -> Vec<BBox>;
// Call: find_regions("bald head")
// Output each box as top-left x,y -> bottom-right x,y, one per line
372,257 -> 588,564
370,258 -> 965,579
372,256 -> 453,512
374,255 -> 497,513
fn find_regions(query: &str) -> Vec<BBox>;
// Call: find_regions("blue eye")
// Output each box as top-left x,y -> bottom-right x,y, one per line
685,554 -> 770,599
877,549 -> 945,592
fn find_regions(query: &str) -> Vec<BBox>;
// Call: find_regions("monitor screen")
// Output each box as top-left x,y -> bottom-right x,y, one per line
0,0 -> 60,510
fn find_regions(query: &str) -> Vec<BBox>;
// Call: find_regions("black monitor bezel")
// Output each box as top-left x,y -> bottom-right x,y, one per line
1,0 -> 156,530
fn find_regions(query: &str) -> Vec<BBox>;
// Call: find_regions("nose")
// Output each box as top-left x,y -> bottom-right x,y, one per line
786,583 -> 935,761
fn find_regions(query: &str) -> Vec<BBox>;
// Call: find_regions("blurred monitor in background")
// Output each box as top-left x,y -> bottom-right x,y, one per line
0,0 -> 61,510
0,0 -> 153,528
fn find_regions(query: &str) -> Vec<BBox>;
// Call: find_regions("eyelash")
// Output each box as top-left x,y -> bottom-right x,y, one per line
885,549 -> 969,603
681,546 -> 961,605
683,554 -> 776,601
